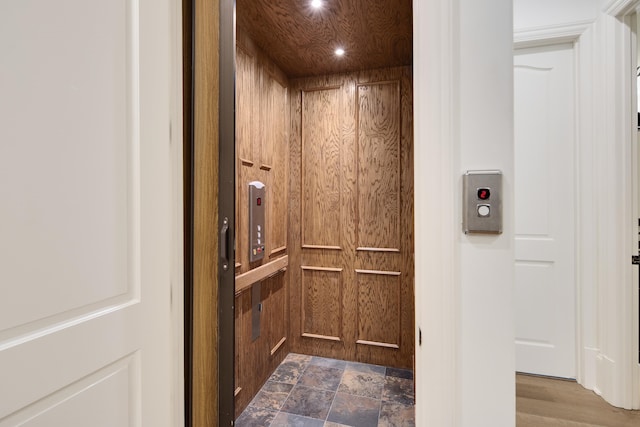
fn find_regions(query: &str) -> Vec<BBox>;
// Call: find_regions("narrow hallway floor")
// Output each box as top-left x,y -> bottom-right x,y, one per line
235,353 -> 415,427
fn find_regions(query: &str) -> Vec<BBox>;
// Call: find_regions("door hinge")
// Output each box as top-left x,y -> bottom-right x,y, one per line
632,255 -> 640,265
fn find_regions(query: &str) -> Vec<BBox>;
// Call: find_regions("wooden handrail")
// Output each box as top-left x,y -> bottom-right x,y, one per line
235,255 -> 288,295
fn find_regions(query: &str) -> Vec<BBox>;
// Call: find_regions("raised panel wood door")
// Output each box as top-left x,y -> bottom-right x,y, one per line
289,67 -> 414,369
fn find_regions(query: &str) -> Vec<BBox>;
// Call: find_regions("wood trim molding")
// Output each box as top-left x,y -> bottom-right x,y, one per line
356,339 -> 400,349
301,84 -> 342,93
240,158 -> 254,167
301,265 -> 343,272
302,245 -> 342,251
513,21 -> 591,49
355,269 -> 401,276
269,246 -> 287,257
356,247 -> 400,253
270,337 -> 287,355
301,333 -> 341,341
604,0 -> 640,17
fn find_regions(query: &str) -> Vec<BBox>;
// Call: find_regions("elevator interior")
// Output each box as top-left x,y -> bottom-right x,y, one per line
233,0 -> 415,417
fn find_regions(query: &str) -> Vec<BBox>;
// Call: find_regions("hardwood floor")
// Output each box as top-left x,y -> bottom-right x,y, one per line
516,374 -> 640,426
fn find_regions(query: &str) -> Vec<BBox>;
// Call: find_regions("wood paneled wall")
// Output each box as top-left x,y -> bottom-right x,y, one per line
233,29 -> 290,418
289,67 -> 414,369
234,271 -> 287,417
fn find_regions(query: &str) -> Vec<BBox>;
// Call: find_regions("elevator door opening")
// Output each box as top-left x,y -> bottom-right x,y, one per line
233,0 -> 415,418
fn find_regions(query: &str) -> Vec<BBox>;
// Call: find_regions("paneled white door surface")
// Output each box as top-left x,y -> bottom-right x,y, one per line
514,44 -> 576,378
0,0 -> 177,425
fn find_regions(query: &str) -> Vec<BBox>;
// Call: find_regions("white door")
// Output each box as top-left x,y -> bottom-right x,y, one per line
0,1 -> 178,425
514,44 -> 576,378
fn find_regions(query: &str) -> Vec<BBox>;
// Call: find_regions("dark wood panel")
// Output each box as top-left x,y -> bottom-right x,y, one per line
235,30 -> 290,273
356,81 -> 401,251
301,87 -> 343,248
234,274 -> 289,418
233,289 -> 253,416
235,45 -> 255,273
354,67 -> 414,369
236,45 -> 256,163
236,0 -> 412,78
265,74 -> 289,256
301,267 -> 343,340
234,31 -> 290,418
356,270 -> 401,348
264,272 -> 288,355
516,374 -> 640,426
289,72 -> 358,362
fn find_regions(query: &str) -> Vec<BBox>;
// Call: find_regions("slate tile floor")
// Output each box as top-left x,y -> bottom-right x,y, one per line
235,353 -> 415,427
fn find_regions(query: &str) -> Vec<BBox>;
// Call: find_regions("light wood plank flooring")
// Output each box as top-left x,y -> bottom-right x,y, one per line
516,374 -> 640,426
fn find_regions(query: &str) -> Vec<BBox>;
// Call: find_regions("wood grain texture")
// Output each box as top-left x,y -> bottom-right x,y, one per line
356,81 -> 401,251
355,67 -> 415,368
234,271 -> 289,418
264,272 -> 287,358
301,86 -> 343,248
234,30 -> 290,417
236,0 -> 412,78
516,374 -> 640,426
301,267 -> 343,340
234,287 -> 257,417
235,255 -> 288,294
356,271 -> 401,348
191,0 -> 219,425
235,30 -> 289,273
289,67 -> 413,368
235,44 -> 255,273
289,72 -> 358,362
265,71 -> 289,257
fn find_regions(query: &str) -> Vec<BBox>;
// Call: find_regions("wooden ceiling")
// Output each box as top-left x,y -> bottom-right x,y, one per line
236,0 -> 413,78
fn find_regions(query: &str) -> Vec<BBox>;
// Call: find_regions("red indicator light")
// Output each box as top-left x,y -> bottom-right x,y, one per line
477,188 -> 490,200
257,197 -> 262,206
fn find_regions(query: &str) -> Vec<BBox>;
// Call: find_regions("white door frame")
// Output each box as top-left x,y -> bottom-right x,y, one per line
512,0 -> 640,409
169,0 -> 186,423
605,0 -> 640,409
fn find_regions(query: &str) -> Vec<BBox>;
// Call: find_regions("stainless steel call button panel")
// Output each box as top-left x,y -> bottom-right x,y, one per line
249,181 -> 266,262
463,170 -> 502,234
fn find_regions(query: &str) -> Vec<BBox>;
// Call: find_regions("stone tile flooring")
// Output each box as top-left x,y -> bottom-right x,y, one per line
235,353 -> 415,427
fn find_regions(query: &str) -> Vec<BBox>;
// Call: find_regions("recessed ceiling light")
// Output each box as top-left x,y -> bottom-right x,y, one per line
335,48 -> 345,57
311,0 -> 322,9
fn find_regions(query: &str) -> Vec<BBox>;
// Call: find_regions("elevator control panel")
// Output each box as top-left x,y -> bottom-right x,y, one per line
463,170 -> 503,234
249,181 -> 266,262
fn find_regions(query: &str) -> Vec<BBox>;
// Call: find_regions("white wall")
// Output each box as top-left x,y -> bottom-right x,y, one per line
414,0 -> 515,425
